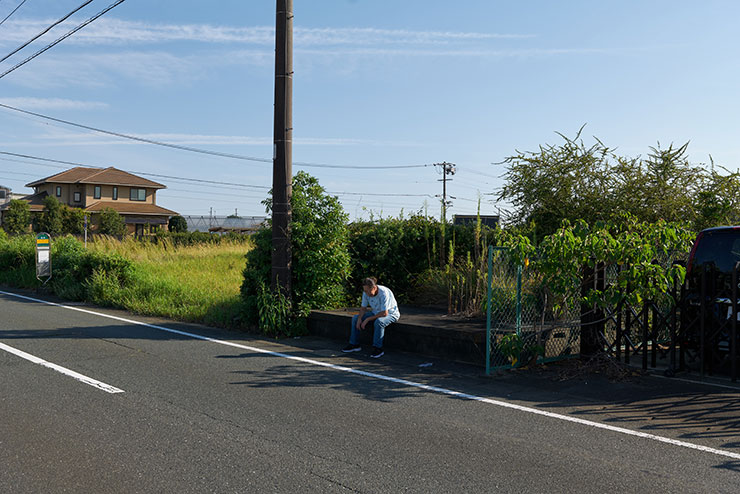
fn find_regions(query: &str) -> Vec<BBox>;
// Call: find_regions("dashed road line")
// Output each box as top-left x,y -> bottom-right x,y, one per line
0,341 -> 124,394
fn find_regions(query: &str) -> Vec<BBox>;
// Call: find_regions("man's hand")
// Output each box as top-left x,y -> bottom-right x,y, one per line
360,318 -> 370,330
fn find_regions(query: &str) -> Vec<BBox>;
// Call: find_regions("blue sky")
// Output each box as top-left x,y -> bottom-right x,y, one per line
1,0 -> 739,220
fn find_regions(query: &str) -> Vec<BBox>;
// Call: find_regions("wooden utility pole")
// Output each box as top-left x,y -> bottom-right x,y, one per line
272,0 -> 293,293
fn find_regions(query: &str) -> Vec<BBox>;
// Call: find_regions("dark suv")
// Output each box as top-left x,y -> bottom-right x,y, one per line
684,226 -> 740,365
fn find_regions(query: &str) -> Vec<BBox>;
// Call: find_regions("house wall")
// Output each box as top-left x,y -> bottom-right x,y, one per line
84,185 -> 156,205
36,183 -> 84,207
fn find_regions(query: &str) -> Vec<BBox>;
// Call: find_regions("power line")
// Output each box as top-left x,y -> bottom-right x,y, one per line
128,171 -> 271,191
0,104 -> 433,169
329,191 -> 432,198
0,0 -> 128,80
1,150 -> 439,199
0,150 -> 84,168
0,0 -> 30,29
0,0 -> 94,65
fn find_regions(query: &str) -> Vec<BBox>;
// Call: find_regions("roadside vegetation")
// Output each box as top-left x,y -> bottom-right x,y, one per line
0,230 -> 252,329
4,127 -> 740,342
87,236 -> 251,327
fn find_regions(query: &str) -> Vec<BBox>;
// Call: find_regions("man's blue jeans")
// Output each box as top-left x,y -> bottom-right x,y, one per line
350,311 -> 399,349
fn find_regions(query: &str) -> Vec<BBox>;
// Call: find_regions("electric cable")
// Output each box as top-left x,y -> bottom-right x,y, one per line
1,150 -> 441,199
0,104 -> 433,169
0,0 -> 94,65
0,0 -> 128,80
0,0 -> 29,29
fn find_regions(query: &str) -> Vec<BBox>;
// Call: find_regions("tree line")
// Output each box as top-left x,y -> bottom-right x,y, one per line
2,196 -> 189,236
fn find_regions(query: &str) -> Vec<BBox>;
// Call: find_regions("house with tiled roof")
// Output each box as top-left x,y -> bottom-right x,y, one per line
0,167 -> 179,235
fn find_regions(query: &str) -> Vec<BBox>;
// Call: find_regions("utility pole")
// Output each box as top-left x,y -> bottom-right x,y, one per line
434,161 -> 456,223
272,0 -> 293,294
434,162 -> 456,267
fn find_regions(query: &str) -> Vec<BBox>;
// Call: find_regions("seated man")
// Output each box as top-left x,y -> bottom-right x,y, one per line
342,277 -> 400,358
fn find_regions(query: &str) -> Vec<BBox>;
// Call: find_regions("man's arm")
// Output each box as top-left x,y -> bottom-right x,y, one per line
356,305 -> 368,329
361,309 -> 388,327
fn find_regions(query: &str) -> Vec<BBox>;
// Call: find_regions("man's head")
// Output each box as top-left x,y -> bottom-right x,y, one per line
362,277 -> 378,297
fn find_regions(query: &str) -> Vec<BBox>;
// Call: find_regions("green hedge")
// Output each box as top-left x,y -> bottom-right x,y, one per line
0,234 -> 133,301
348,215 -> 496,301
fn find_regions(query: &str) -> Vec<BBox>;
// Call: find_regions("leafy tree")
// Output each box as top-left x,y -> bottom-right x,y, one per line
692,165 -> 740,231
98,208 -> 126,236
498,127 -> 739,236
36,196 -> 63,235
241,171 -> 351,335
498,127 -> 618,237
3,199 -> 31,234
168,215 -> 188,233
61,206 -> 85,235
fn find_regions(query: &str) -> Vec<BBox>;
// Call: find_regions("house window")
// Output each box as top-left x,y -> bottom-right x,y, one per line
94,185 -> 101,199
130,188 -> 146,201
112,186 -> 118,200
73,192 -> 81,203
56,186 -> 62,197
0,190 -> 6,199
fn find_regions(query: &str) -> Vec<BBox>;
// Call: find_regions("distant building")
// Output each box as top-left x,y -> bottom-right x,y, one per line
453,214 -> 499,228
0,185 -> 10,206
183,215 -> 266,234
0,167 -> 178,235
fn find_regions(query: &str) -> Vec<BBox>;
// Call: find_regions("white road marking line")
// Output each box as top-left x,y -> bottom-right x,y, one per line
2,289 -> 739,460
0,341 -> 124,394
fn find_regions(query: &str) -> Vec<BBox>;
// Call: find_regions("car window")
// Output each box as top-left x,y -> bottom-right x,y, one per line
693,230 -> 740,273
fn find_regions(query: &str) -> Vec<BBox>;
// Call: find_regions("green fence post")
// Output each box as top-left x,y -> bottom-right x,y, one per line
486,245 -> 493,375
516,264 -> 522,336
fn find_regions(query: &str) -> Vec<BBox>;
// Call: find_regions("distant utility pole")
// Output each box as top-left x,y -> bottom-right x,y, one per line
434,161 -> 456,267
434,162 -> 456,223
271,0 -> 293,294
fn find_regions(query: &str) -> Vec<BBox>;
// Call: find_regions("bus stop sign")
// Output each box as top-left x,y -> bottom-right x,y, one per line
36,233 -> 52,282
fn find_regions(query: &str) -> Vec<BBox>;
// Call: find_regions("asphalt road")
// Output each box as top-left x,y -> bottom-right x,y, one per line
1,289 -> 740,493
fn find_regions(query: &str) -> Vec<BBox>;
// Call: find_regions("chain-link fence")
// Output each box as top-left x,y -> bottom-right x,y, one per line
485,246 -> 580,374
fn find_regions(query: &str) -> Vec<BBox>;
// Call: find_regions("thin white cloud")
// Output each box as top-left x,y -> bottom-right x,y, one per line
0,97 -> 108,110
4,50 -> 199,89
20,129 -> 421,148
297,47 -> 612,58
0,18 -> 533,46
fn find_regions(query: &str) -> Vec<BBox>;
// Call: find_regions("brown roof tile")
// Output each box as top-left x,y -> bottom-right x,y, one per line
26,167 -> 165,189
85,201 -> 178,216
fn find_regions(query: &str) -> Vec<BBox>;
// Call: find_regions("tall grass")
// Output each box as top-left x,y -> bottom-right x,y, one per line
88,236 -> 253,328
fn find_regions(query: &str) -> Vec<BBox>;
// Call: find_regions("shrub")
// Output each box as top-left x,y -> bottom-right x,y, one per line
0,234 -> 35,287
36,196 -> 63,235
61,206 -> 85,235
3,199 -> 31,234
98,208 -> 126,236
0,233 -> 134,300
168,215 -> 188,233
154,230 -> 251,247
49,235 -> 133,300
241,171 -> 351,336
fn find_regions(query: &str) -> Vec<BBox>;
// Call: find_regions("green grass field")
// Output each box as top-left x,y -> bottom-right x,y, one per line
89,237 -> 252,328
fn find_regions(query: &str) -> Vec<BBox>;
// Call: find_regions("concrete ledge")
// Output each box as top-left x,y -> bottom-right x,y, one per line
308,307 -> 487,366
